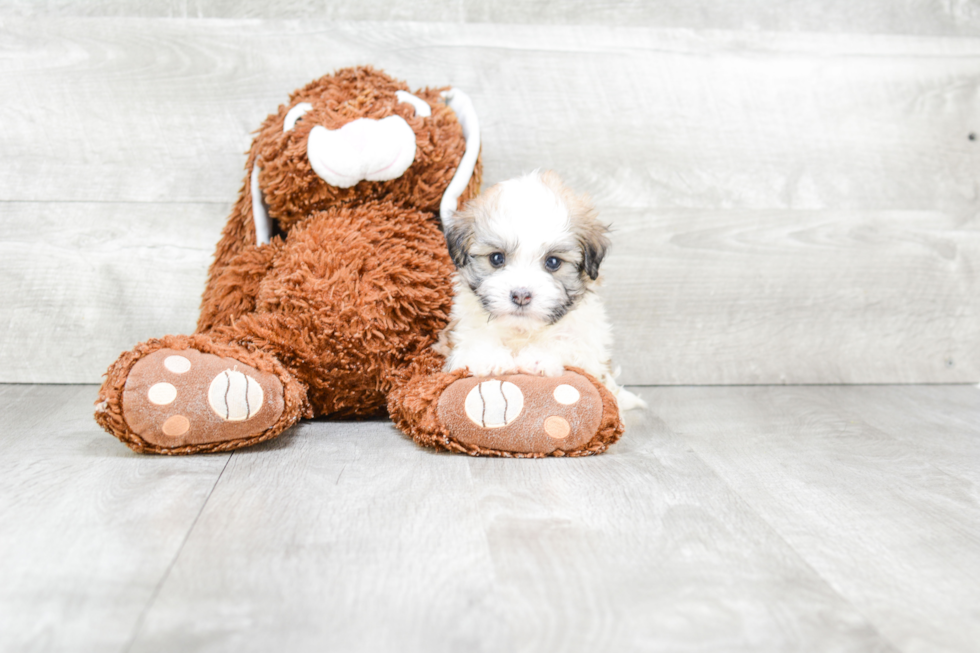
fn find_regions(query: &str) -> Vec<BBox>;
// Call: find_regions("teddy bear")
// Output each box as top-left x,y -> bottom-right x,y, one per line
94,67 -> 623,458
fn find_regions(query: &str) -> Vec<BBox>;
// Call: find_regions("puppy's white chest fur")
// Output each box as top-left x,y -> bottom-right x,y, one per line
446,280 -> 613,380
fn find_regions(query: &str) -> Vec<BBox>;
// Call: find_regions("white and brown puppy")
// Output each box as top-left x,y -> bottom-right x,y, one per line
441,170 -> 644,410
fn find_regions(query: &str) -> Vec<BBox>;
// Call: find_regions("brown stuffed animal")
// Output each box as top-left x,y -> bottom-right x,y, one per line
95,67 -> 622,457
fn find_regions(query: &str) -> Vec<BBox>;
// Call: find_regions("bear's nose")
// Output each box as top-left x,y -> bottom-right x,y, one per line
510,289 -> 532,307
307,116 -> 417,189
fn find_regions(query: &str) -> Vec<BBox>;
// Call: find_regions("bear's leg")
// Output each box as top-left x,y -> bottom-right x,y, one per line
95,334 -> 309,454
387,352 -> 623,457
197,239 -> 282,333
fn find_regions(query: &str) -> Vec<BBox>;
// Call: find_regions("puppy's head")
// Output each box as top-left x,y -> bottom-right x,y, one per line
445,169 -> 610,326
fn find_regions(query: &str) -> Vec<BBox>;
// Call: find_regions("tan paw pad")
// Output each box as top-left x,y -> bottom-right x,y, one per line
123,348 -> 284,448
439,371 -> 602,455
544,415 -> 571,439
162,415 -> 190,436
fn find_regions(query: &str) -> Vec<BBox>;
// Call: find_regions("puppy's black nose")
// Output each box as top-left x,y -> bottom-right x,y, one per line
510,288 -> 532,307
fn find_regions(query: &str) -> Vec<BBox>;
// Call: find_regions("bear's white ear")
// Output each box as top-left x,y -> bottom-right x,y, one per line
439,89 -> 480,227
395,91 -> 432,117
284,102 -> 313,132
251,163 -> 273,245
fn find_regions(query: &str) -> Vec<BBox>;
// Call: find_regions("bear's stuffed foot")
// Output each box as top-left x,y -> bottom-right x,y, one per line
96,335 -> 309,454
124,347 -> 285,449
390,366 -> 623,457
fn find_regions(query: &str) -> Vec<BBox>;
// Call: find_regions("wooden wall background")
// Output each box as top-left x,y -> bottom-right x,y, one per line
1,4 -> 979,385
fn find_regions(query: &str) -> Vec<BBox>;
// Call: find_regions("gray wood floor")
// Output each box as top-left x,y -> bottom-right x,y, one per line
2,383 -> 978,653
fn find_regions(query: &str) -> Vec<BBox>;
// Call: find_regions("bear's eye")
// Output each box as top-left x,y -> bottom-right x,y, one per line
283,102 -> 313,132
489,252 -> 506,268
545,256 -> 562,271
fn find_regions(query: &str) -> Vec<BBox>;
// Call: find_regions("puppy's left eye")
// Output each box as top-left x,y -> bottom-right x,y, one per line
545,256 -> 562,271
489,252 -> 506,267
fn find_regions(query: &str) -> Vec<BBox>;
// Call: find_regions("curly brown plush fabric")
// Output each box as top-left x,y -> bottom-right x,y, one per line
95,66 -> 621,457
96,67 -> 483,454
198,68 -> 479,332
207,201 -> 456,418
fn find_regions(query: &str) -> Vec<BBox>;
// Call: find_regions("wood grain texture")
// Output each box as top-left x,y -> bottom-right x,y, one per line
0,384 -> 230,653
828,385 -> 980,484
7,383 -> 978,652
128,408 -> 895,652
1,18 -> 979,384
603,209 -> 980,385
0,202 -> 224,383
647,384 -> 980,653
128,421 -> 511,653
2,19 -> 980,210
3,204 -> 975,385
7,385 -> 980,653
4,1 -> 980,37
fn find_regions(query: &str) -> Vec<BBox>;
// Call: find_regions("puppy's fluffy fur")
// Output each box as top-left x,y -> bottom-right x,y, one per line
440,170 -> 644,411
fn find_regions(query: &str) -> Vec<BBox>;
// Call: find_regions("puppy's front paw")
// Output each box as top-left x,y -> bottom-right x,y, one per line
515,347 -> 565,377
448,346 -> 518,377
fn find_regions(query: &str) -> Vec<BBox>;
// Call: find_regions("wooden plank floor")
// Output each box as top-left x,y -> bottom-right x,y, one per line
2,384 -> 978,652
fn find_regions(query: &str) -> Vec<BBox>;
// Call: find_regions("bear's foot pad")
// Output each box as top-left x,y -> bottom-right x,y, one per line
437,371 -> 602,454
122,348 -> 284,448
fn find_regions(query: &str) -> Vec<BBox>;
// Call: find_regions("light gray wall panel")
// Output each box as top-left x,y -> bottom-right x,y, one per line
1,18 -> 978,384
3,203 -> 976,384
0,202 -> 224,383
4,1 -> 980,37
2,20 -> 979,212
603,209 -> 980,385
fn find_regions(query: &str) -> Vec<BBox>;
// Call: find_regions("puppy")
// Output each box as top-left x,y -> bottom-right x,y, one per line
440,170 -> 644,411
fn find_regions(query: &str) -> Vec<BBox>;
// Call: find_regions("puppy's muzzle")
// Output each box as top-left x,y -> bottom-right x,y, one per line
510,288 -> 533,307
307,116 -> 417,189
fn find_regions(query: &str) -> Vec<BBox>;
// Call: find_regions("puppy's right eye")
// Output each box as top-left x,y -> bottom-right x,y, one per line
489,252 -> 506,267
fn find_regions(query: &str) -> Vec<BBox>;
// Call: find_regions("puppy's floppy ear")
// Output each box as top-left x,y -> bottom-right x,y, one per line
535,170 -> 609,281
445,191 -> 490,269
538,170 -> 610,281
577,221 -> 611,281
444,217 -> 474,268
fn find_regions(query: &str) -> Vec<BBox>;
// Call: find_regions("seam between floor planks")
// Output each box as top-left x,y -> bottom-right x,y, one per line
667,431 -> 905,652
122,453 -> 234,653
